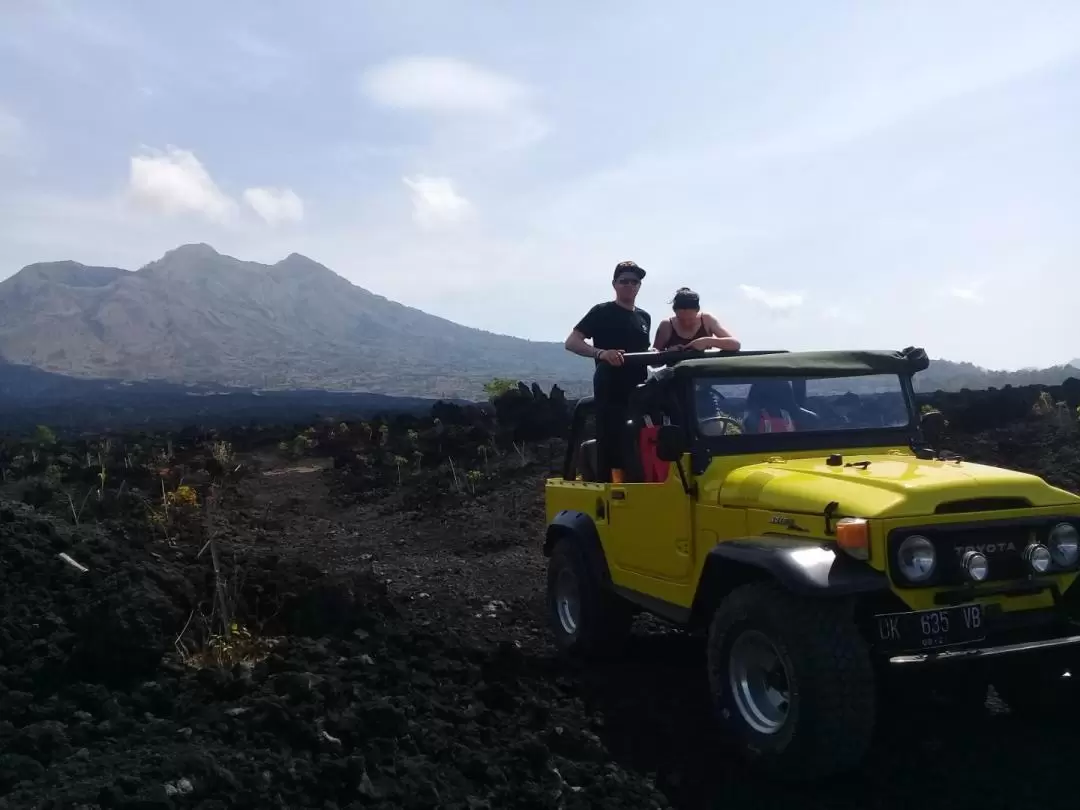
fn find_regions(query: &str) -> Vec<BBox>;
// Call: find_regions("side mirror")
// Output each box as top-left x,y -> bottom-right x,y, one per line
920,409 -> 946,446
656,424 -> 688,462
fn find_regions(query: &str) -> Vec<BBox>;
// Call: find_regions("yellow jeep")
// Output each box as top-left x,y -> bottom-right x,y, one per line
543,347 -> 1080,779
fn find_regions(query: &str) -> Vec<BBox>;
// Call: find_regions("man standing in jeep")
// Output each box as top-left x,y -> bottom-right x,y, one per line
565,260 -> 652,482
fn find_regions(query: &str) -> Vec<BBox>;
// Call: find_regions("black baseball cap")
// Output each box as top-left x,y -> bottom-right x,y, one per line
613,260 -> 646,281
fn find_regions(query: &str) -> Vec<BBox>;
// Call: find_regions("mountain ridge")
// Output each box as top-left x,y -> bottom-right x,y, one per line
0,244 -> 587,398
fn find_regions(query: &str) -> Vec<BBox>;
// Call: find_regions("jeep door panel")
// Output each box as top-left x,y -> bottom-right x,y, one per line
605,474 -> 693,581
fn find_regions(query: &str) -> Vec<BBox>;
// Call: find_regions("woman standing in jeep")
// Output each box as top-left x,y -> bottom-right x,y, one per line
652,287 -> 741,351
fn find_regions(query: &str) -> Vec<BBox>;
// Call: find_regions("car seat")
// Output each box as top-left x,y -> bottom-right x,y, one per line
743,379 -> 799,433
744,379 -> 822,433
637,421 -> 672,482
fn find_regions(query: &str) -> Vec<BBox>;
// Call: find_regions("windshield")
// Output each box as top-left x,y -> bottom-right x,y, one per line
692,373 -> 912,437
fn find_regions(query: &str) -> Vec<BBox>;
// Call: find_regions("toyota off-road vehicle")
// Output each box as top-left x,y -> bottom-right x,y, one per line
543,346 -> 1080,779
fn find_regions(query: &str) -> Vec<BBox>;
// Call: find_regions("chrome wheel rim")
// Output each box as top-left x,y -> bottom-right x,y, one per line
728,629 -> 791,734
554,566 -> 580,635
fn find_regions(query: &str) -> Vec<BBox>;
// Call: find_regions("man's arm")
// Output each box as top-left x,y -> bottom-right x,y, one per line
566,329 -> 625,365
566,305 -> 601,357
566,305 -> 624,365
565,329 -> 601,359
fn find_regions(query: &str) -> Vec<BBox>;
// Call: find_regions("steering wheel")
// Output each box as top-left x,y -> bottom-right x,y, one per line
698,415 -> 743,436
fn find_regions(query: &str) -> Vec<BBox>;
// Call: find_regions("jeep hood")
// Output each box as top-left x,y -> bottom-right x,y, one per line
715,453 -> 1079,518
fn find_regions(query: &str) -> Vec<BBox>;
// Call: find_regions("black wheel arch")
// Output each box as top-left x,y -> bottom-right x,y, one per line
544,509 -> 612,587
690,535 -> 888,628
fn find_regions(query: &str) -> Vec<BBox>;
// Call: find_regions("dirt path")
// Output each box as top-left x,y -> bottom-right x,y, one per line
239,452 -> 553,650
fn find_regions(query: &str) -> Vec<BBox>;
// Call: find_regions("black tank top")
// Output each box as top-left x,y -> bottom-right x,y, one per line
660,317 -> 709,349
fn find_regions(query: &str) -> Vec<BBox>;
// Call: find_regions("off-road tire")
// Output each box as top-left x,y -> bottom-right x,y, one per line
546,538 -> 633,659
707,580 -> 877,780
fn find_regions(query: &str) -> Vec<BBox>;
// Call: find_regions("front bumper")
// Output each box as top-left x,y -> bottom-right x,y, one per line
888,629 -> 1080,665
864,576 -> 1080,667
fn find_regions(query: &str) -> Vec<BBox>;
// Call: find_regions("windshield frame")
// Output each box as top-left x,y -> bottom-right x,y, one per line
682,370 -> 920,474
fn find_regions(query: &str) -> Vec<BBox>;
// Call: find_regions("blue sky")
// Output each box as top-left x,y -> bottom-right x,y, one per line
1,0 -> 1078,370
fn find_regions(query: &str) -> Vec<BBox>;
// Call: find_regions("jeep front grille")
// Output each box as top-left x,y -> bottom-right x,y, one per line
886,518 -> 1073,588
925,526 -> 1033,584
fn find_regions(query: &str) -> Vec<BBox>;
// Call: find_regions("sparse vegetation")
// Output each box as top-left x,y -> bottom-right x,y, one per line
483,377 -> 519,398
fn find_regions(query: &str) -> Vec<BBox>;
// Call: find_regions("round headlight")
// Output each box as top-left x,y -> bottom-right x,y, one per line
1048,523 -> 1080,567
1024,543 -> 1052,574
898,535 -> 936,582
961,550 -> 989,582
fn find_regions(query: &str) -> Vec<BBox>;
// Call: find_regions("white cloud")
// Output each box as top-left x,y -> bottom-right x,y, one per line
402,175 -> 472,229
360,56 -> 527,115
949,286 -> 984,303
359,56 -> 548,155
128,146 -> 236,222
739,284 -> 805,312
243,186 -> 304,226
127,146 -> 303,228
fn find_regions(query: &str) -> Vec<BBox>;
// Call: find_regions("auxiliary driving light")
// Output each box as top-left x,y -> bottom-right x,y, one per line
1024,543 -> 1053,574
897,535 -> 936,582
961,550 -> 989,582
1048,523 -> 1080,567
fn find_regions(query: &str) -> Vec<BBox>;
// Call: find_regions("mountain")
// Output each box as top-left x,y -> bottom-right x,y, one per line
2,243 -> 1078,399
913,358 -> 1080,392
0,244 -> 593,398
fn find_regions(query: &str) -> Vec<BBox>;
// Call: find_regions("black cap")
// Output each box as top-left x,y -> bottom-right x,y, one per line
613,260 -> 646,281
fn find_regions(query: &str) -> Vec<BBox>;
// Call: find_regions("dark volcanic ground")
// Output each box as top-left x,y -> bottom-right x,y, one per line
3,416 -> 1080,809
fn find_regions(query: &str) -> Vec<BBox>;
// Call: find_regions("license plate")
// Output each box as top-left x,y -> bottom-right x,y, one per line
874,603 -> 986,652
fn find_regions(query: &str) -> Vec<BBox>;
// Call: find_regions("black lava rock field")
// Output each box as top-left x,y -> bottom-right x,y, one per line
3,381 -> 1080,809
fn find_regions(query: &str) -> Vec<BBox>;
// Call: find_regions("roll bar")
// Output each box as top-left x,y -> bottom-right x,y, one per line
613,348 -> 789,367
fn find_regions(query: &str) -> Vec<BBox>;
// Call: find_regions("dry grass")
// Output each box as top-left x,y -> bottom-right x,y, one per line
174,615 -> 281,670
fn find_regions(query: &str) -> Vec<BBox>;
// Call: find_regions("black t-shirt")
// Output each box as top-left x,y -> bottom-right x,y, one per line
574,301 -> 652,397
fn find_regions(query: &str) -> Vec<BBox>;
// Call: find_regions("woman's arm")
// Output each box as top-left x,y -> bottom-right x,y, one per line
652,319 -> 674,351
687,313 -> 742,350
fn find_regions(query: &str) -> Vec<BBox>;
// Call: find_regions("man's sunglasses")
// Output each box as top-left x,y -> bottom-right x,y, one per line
615,277 -> 641,286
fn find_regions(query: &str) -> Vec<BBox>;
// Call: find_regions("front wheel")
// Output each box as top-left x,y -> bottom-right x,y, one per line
707,581 -> 877,780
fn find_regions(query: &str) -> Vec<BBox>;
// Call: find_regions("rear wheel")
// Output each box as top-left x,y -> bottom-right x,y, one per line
547,538 -> 633,658
707,581 -> 877,780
